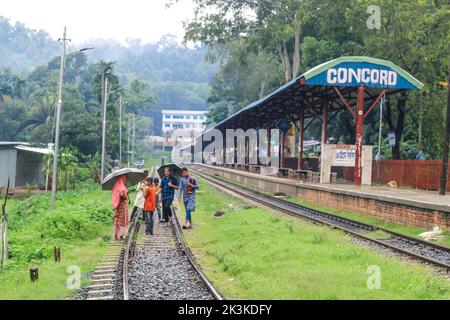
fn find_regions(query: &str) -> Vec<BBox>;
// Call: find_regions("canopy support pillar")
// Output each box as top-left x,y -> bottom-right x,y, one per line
234,136 -> 238,165
245,137 -> 250,165
355,86 -> 365,186
222,130 -> 226,164
255,129 -> 259,165
297,111 -> 305,170
280,132 -> 285,168
322,100 -> 328,145
267,128 -> 271,166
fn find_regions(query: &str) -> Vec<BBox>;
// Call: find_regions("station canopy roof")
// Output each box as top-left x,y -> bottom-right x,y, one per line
207,56 -> 423,132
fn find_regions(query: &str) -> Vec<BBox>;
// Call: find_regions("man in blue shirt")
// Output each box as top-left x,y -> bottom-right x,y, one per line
157,167 -> 178,224
177,167 -> 199,229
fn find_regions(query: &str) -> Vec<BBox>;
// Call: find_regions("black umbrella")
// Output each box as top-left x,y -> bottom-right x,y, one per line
101,168 -> 147,190
157,163 -> 183,179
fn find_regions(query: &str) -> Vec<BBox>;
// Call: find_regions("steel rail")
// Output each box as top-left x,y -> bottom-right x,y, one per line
122,211 -> 140,300
193,168 -> 450,271
171,206 -> 224,300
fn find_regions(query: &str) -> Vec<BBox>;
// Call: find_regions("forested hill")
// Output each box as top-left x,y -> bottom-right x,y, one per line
0,17 -> 59,73
82,35 -> 217,110
0,16 -> 216,110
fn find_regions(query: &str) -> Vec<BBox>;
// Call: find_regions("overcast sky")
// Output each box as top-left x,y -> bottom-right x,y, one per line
2,0 -> 195,44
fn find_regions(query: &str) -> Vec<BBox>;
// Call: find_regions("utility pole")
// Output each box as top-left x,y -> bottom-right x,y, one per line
100,77 -> 109,182
127,113 -> 131,167
50,27 -> 70,211
132,113 -> 136,163
439,65 -> 450,195
119,95 -> 123,166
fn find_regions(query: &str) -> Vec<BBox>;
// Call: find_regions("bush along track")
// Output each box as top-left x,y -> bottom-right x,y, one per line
0,184 -> 114,300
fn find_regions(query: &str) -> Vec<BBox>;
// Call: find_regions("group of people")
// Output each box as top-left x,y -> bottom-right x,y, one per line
111,166 -> 199,240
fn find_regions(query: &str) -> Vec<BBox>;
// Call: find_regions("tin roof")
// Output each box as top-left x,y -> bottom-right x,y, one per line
0,142 -> 30,147
15,145 -> 53,155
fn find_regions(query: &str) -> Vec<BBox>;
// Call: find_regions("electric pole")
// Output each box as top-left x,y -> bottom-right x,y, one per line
50,27 -> 70,210
132,113 -> 136,163
127,113 -> 131,167
100,77 -> 109,182
119,95 -> 123,166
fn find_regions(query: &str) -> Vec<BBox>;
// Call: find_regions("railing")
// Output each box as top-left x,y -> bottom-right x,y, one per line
343,160 -> 447,191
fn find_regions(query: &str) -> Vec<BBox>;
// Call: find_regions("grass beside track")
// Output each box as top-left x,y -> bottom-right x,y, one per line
214,174 -> 450,248
182,180 -> 450,300
0,186 -> 113,300
286,196 -> 450,248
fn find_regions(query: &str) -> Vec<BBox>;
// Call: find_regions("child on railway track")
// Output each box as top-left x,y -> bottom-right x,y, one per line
178,167 -> 199,229
153,177 -> 162,222
143,177 -> 156,236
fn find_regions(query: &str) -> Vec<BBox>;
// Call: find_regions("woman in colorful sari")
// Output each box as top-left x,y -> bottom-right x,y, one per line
112,175 -> 129,241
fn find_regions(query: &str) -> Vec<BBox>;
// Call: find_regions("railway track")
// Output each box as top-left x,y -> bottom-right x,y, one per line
192,166 -> 450,271
121,207 -> 223,300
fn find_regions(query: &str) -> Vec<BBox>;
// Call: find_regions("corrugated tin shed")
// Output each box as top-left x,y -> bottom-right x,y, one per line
0,142 -> 52,189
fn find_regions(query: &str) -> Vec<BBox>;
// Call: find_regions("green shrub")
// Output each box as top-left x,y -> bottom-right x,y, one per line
40,211 -> 101,240
4,183 -> 113,267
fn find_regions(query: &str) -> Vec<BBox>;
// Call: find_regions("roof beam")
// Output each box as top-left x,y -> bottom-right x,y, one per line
334,87 -> 356,118
364,89 -> 386,119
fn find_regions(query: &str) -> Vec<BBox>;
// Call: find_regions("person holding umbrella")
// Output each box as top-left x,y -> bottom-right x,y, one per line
112,175 -> 129,241
157,166 -> 179,225
102,168 -> 147,241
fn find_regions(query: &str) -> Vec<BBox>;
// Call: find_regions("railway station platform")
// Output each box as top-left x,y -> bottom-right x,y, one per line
192,164 -> 450,230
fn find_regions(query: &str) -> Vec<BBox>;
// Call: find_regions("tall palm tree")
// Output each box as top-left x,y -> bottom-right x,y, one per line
18,94 -> 56,139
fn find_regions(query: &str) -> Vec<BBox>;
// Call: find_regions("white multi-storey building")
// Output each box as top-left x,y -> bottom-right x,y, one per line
161,110 -> 207,134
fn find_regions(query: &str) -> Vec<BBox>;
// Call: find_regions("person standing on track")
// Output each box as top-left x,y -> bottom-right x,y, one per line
157,167 -> 178,225
178,167 -> 199,229
153,177 -> 162,222
130,170 -> 148,222
112,175 -> 129,241
143,177 -> 156,236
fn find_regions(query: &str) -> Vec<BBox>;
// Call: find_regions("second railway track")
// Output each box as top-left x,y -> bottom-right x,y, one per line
192,166 -> 450,271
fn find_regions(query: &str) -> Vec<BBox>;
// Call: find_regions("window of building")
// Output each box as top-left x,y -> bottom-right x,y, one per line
164,124 -> 171,128
173,115 -> 184,120
173,123 -> 184,129
164,114 -> 171,119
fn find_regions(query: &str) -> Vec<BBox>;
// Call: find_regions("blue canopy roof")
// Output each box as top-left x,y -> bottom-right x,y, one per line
209,56 -> 422,131
184,56 -> 423,152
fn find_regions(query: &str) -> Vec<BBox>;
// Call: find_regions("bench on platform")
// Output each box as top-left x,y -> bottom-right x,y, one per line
331,172 -> 338,184
278,168 -> 292,178
291,170 -> 312,181
307,171 -> 321,183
